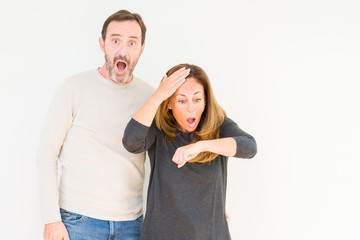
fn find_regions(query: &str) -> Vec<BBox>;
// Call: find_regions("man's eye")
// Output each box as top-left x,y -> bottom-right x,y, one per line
113,39 -> 119,44
129,41 -> 136,46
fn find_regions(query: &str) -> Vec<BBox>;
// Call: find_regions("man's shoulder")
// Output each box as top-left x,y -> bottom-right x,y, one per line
65,69 -> 97,82
59,69 -> 98,89
132,75 -> 155,92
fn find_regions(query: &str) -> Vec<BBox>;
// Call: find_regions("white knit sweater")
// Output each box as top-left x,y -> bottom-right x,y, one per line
37,69 -> 154,224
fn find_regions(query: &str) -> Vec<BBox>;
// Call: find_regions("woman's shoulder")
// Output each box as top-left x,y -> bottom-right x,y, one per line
220,116 -> 237,128
219,116 -> 245,137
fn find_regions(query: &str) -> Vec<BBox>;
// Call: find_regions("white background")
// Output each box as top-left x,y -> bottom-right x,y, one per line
1,0 -> 359,239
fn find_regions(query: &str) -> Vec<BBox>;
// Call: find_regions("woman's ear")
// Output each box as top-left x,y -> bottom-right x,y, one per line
168,100 -> 173,110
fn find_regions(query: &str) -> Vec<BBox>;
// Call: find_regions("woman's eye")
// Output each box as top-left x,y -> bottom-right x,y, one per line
129,41 -> 136,46
195,98 -> 202,102
178,100 -> 185,103
113,39 -> 119,44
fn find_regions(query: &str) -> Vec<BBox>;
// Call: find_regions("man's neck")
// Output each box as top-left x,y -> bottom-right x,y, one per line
98,65 -> 133,85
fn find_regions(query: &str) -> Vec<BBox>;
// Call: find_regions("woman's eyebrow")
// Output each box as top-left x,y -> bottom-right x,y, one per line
175,91 -> 203,98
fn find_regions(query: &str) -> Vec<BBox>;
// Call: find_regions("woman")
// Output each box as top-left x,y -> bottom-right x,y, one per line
123,64 -> 257,239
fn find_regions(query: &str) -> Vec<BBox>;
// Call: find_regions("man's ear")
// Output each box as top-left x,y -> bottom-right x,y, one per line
140,42 -> 146,56
99,37 -> 105,53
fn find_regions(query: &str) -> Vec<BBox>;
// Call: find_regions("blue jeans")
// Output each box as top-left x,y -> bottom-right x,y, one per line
60,209 -> 143,240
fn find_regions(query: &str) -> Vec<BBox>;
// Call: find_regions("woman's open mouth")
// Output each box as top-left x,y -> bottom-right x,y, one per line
186,118 -> 196,128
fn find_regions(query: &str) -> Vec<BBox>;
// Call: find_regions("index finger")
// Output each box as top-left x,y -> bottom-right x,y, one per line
167,67 -> 190,80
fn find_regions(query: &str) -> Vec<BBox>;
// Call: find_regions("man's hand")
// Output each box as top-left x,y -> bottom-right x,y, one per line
43,221 -> 69,240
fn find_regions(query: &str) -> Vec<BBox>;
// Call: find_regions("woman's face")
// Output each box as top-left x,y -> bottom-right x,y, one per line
168,77 -> 206,132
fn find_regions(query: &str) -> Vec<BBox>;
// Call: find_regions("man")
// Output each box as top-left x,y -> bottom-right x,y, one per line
37,10 -> 154,240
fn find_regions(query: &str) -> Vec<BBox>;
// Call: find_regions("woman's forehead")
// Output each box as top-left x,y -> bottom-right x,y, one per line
174,78 -> 204,97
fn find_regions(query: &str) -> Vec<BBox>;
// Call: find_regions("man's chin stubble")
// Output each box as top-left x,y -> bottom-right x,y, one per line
110,70 -> 131,84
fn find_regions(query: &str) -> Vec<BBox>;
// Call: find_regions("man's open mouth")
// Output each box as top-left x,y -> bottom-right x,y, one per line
115,60 -> 128,74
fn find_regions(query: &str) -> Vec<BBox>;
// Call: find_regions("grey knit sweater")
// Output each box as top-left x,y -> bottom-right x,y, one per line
123,117 -> 257,240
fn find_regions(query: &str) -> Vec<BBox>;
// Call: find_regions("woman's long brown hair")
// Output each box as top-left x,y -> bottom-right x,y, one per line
155,64 -> 227,163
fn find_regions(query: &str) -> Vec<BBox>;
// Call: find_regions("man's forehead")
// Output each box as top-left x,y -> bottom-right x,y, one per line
107,20 -> 141,37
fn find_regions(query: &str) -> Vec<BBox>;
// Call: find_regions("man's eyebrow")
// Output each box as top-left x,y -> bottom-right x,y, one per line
110,33 -> 139,39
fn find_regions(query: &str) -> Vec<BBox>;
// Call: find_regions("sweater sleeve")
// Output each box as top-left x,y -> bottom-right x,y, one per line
122,118 -> 157,153
220,117 -> 257,159
37,80 -> 74,224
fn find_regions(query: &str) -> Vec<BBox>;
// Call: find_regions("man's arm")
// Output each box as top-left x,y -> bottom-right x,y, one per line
37,80 -> 74,238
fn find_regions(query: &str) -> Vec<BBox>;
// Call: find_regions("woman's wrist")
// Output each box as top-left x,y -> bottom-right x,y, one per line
150,92 -> 165,106
196,140 -> 206,153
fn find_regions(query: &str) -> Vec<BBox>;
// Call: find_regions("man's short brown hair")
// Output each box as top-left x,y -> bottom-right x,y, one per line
101,10 -> 146,45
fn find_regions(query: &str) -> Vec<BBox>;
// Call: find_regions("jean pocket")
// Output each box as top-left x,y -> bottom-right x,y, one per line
134,215 -> 144,229
60,209 -> 86,223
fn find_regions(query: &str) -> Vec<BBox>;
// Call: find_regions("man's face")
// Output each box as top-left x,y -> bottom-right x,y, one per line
100,20 -> 144,84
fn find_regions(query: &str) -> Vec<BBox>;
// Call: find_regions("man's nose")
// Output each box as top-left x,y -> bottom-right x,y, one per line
118,45 -> 128,57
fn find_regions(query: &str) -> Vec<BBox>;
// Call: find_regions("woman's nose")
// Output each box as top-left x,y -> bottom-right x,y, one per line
187,102 -> 195,112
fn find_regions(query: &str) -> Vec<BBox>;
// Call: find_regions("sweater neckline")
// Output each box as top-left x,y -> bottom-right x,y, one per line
95,68 -> 135,88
